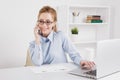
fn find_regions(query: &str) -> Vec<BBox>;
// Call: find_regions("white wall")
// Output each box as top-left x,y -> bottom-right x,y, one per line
0,0 -> 120,68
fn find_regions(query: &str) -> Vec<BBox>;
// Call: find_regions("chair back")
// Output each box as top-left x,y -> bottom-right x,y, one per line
25,49 -> 34,66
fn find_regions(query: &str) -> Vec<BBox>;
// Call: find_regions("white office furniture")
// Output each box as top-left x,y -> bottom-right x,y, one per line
0,63 -> 120,80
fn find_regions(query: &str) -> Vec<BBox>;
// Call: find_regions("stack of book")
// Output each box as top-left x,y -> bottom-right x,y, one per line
86,15 -> 103,23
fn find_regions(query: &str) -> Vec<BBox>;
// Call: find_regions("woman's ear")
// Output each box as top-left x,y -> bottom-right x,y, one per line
52,26 -> 54,29
53,21 -> 56,26
52,21 -> 56,29
52,21 -> 57,32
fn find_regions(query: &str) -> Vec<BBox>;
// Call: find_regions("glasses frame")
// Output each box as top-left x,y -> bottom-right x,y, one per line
37,20 -> 54,26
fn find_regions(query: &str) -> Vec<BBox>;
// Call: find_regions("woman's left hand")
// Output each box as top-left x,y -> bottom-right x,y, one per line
80,60 -> 95,70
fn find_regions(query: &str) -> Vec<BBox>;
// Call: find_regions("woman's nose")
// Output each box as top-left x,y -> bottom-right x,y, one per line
42,23 -> 48,28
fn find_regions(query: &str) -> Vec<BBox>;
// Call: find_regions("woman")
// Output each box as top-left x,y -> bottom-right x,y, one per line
29,6 -> 95,69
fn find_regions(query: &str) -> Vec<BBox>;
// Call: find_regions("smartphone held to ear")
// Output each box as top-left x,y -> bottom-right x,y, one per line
38,30 -> 42,35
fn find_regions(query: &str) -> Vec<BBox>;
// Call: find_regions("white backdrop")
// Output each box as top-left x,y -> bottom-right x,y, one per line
0,0 -> 120,68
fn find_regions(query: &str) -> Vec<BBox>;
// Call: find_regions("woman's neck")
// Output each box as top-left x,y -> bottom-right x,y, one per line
42,30 -> 53,38
42,34 -> 48,37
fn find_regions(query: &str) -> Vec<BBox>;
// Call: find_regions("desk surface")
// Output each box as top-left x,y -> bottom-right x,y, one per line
0,63 -> 120,80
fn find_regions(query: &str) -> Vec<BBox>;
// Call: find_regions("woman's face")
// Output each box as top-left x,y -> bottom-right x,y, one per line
37,12 -> 55,37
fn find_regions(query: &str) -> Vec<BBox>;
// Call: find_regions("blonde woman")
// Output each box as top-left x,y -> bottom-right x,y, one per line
29,6 -> 95,69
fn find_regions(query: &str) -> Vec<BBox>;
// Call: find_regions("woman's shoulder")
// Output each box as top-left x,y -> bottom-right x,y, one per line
54,31 -> 66,37
54,31 -> 65,36
29,40 -> 35,45
54,31 -> 68,40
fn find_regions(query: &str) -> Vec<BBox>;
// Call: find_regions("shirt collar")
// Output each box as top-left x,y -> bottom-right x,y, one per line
47,30 -> 54,42
40,31 -> 54,42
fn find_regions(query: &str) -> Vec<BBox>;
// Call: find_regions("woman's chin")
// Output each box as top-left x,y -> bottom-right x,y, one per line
42,32 -> 49,37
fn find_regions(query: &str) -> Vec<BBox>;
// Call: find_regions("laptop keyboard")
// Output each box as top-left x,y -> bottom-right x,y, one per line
84,70 -> 96,76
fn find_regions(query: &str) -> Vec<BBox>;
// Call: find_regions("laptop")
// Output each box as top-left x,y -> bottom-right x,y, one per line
69,39 -> 120,79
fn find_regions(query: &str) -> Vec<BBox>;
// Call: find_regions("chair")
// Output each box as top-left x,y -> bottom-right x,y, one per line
25,49 -> 34,66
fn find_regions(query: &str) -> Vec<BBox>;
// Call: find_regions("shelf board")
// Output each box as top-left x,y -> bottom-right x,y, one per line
69,5 -> 110,9
69,23 -> 108,26
72,41 -> 97,44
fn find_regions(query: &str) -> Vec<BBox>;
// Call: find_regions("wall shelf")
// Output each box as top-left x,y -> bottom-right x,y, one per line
57,5 -> 110,61
69,23 -> 108,26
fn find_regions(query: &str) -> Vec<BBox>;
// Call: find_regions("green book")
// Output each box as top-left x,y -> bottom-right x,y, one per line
91,20 -> 103,23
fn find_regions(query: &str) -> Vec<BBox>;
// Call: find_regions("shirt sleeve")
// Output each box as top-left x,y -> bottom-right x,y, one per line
29,41 -> 43,66
61,33 -> 83,66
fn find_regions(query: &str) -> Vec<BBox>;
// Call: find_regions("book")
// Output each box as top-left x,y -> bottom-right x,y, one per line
91,20 -> 103,23
87,15 -> 101,20
86,15 -> 103,23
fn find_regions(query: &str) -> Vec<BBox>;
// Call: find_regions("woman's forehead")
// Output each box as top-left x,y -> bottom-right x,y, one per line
39,12 -> 54,20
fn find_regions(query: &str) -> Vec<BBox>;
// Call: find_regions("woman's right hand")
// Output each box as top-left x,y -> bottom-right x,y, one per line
80,60 -> 95,70
34,24 -> 41,45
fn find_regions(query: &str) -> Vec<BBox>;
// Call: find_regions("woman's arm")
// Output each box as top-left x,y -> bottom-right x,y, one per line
61,33 -> 95,69
29,41 -> 43,66
61,33 -> 82,65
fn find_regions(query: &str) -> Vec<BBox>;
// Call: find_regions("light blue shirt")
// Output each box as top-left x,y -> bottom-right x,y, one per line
29,31 -> 82,66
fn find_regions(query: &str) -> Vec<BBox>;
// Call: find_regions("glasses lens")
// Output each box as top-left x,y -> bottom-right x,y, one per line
46,20 -> 52,25
39,20 -> 44,25
37,20 -> 53,25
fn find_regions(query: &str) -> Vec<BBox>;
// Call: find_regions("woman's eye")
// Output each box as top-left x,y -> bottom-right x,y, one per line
46,21 -> 51,23
40,21 -> 44,23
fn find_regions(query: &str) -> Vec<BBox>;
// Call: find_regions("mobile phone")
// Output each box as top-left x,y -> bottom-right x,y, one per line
38,30 -> 42,35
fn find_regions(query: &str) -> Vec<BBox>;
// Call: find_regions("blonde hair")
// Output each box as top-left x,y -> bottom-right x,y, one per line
38,6 -> 57,32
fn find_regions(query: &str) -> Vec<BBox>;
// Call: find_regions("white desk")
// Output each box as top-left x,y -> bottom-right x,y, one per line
0,63 -> 120,80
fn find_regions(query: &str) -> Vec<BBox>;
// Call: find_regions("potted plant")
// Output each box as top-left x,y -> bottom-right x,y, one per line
71,27 -> 79,34
71,27 -> 79,42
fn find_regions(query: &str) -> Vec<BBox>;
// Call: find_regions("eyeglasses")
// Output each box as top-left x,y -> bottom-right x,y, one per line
37,20 -> 53,25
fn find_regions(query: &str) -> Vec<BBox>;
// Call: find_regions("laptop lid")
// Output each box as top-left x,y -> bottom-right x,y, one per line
96,39 -> 120,79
